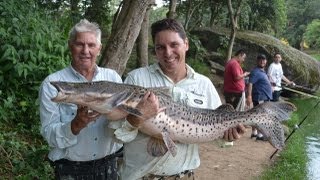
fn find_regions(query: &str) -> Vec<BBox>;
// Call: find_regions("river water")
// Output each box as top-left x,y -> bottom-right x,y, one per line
291,98 -> 320,180
300,98 -> 320,180
306,129 -> 320,180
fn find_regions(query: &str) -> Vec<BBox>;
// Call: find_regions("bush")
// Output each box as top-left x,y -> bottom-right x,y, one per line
0,0 -> 70,178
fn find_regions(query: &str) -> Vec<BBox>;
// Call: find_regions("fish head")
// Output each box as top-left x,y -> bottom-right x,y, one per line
50,81 -> 133,114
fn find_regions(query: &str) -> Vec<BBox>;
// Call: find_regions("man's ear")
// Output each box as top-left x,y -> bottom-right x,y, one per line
185,38 -> 189,51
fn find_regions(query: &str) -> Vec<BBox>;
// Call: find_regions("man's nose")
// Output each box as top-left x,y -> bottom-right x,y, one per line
82,44 -> 89,54
164,46 -> 172,56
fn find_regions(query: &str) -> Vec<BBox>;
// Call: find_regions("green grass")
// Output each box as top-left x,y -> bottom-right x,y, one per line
312,54 -> 320,61
304,49 -> 320,61
259,98 -> 320,180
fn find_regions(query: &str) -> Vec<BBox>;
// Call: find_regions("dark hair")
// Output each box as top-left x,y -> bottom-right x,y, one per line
235,49 -> 246,56
257,54 -> 267,60
151,18 -> 186,43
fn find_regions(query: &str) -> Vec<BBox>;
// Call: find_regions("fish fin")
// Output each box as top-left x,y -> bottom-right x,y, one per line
215,104 -> 235,112
253,101 -> 297,122
147,87 -> 172,98
108,90 -> 134,107
147,137 -> 168,157
118,104 -> 142,116
161,130 -> 177,157
255,117 -> 285,150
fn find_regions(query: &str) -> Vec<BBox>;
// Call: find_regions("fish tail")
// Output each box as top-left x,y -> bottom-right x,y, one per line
250,101 -> 296,149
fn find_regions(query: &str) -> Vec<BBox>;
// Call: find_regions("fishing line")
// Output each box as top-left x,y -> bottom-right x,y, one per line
270,99 -> 320,159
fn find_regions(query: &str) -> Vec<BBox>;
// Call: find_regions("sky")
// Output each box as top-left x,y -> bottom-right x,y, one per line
155,0 -> 165,7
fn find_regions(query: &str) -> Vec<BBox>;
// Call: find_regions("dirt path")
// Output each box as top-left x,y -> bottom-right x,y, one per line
194,128 -> 276,180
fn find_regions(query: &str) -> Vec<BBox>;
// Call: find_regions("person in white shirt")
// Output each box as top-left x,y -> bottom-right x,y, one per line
39,19 -> 125,179
268,53 -> 295,101
115,18 -> 246,180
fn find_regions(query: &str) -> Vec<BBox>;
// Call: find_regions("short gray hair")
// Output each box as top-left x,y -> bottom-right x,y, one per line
68,19 -> 102,45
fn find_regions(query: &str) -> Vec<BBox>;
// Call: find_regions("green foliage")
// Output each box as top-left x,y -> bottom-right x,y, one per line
187,58 -> 211,77
311,54 -> 320,61
284,0 -> 320,48
0,126 -> 53,178
0,0 -> 69,124
240,0 -> 287,36
185,33 -> 211,77
0,0 -> 69,178
304,19 -> 320,48
273,0 -> 287,37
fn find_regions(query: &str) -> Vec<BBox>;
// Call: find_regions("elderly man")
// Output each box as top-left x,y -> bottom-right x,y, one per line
39,19 -> 124,179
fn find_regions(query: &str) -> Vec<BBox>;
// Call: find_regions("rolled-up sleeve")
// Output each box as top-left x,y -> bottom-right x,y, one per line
113,74 -> 140,143
39,79 -> 77,148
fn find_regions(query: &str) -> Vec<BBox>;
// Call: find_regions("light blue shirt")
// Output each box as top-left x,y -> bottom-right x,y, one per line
39,65 -> 123,161
115,63 -> 221,179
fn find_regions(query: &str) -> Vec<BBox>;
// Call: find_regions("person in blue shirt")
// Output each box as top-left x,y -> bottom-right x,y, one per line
246,54 -> 273,141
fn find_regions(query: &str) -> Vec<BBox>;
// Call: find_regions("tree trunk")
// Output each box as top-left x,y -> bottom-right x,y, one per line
167,0 -> 177,19
100,0 -> 152,76
226,0 -> 243,62
136,0 -> 154,67
184,1 -> 202,31
209,2 -> 223,29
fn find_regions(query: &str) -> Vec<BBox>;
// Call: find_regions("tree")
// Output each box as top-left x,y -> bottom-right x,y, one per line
239,0 -> 286,36
136,0 -> 156,67
100,0 -> 155,76
284,0 -> 320,48
304,19 -> 320,49
226,0 -> 244,61
183,0 -> 204,31
167,0 -> 178,18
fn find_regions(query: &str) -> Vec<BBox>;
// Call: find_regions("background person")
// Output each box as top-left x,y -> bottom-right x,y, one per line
223,49 -> 250,146
268,53 -> 295,101
115,18 -> 246,180
246,54 -> 273,141
39,19 -> 125,179
223,49 -> 250,108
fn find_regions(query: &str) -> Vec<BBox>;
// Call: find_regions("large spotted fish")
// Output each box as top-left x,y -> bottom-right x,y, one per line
50,81 -> 296,157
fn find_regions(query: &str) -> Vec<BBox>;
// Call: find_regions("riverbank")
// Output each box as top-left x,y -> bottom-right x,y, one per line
195,129 -> 275,180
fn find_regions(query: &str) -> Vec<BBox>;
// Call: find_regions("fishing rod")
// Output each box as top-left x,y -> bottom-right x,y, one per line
282,86 -> 320,99
270,99 -> 320,159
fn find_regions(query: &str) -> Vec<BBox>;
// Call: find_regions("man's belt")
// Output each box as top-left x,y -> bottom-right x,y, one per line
143,170 -> 194,180
53,147 -> 123,166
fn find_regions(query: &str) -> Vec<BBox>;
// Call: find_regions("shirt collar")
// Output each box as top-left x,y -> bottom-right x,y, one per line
151,63 -> 196,79
69,65 -> 99,81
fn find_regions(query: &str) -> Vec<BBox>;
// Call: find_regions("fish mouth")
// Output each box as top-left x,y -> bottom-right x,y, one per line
50,81 -> 72,102
50,81 -> 63,92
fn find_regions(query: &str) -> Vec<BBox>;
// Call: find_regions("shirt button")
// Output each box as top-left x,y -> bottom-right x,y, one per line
94,137 -> 97,141
93,154 -> 96,157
